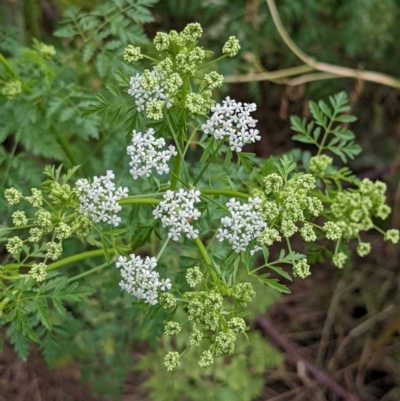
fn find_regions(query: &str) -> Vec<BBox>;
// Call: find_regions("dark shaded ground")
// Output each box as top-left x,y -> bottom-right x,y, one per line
256,236 -> 400,401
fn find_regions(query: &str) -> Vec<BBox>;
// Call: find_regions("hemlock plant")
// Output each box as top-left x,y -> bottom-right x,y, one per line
0,23 -> 399,372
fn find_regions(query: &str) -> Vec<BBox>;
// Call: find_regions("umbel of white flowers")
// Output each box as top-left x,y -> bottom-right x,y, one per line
75,170 -> 128,227
153,189 -> 202,240
201,96 -> 261,152
217,197 -> 267,253
127,128 -> 177,179
116,254 -> 171,305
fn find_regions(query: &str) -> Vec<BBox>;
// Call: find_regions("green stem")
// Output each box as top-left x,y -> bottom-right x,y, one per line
183,127 -> 199,157
156,238 -> 170,261
0,53 -> 18,76
0,225 -> 34,232
373,224 -> 386,236
143,55 -> 159,63
170,156 -> 182,190
47,249 -> 112,271
198,55 -> 227,71
119,197 -> 160,206
68,261 -> 113,282
193,140 -> 224,185
194,237 -> 212,266
317,111 -> 337,156
169,171 -> 189,188
165,113 -> 189,189
285,237 -> 295,265
201,189 -> 249,199
1,140 -> 17,191
334,238 -> 341,254
0,273 -> 28,281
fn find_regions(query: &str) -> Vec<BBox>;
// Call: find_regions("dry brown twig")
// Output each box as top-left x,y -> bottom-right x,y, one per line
225,0 -> 400,90
256,315 -> 360,401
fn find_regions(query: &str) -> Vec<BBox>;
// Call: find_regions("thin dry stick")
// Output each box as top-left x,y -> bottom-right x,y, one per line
316,280 -> 346,367
226,0 -> 400,90
256,315 -> 359,401
326,305 -> 395,374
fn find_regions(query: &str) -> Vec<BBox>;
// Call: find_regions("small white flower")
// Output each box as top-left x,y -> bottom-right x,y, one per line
218,197 -> 267,253
127,128 -> 177,180
76,171 -> 128,227
128,67 -> 181,119
117,254 -> 171,305
153,189 -> 201,241
159,278 -> 172,291
201,96 -> 261,151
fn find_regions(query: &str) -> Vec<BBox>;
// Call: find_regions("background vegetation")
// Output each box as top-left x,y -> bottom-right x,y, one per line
1,0 -> 399,400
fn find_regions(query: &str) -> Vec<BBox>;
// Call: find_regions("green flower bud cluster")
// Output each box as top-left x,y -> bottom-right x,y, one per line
227,282 -> 256,306
35,209 -> 53,234
146,100 -> 164,120
30,262 -> 47,282
186,266 -> 203,287
127,24 -> 240,120
5,188 -> 22,205
222,36 -> 241,57
12,211 -> 28,227
164,351 -> 180,371
161,273 -> 254,371
300,223 -> 316,242
26,188 -> 43,207
184,290 -> 222,331
204,71 -> 224,90
308,155 -> 333,177
214,330 -> 236,356
1,80 -> 22,99
159,292 -> 177,309
71,215 -> 92,239
123,45 -> 143,63
3,170 -> 93,279
322,221 -> 342,241
189,328 -> 203,346
292,259 -> 311,279
261,172 -> 322,239
356,242 -> 371,257
384,229 -> 399,244
185,92 -> 214,115
38,43 -> 56,58
227,317 -> 247,334
46,241 -> 63,260
332,252 -> 347,269
54,222 -> 73,240
6,236 -> 24,255
164,321 -> 182,336
49,182 -> 76,206
198,349 -> 214,368
331,179 -> 387,237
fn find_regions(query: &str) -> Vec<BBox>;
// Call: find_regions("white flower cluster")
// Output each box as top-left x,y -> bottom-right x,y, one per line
128,68 -> 174,115
201,96 -> 261,152
76,170 -> 128,227
153,189 -> 201,240
127,128 -> 177,179
217,197 -> 267,253
116,254 -> 171,305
